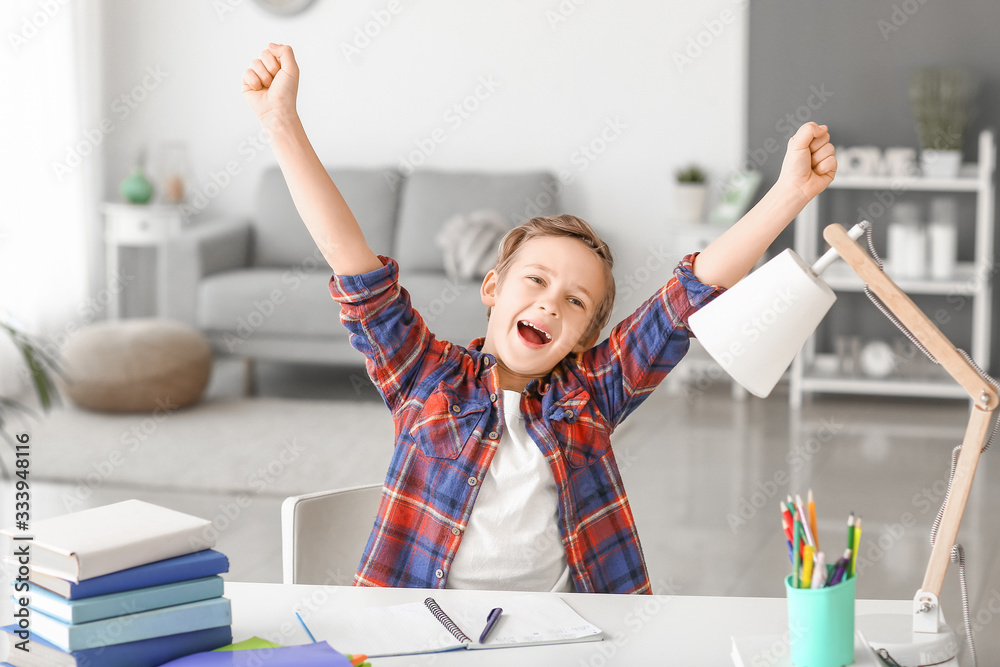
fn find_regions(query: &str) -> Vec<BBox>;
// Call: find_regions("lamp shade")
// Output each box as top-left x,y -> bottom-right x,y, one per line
688,249 -> 836,397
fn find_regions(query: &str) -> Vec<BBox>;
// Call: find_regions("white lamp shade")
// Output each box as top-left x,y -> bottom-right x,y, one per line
688,249 -> 836,397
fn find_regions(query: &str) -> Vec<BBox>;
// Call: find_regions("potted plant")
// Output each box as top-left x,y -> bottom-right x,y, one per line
0,317 -> 62,477
910,66 -> 974,178
674,164 -> 708,223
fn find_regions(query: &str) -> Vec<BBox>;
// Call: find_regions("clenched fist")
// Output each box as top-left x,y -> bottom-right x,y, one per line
777,122 -> 837,203
242,43 -> 299,123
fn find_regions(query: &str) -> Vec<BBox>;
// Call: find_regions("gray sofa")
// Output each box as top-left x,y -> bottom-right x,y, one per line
163,166 -> 561,377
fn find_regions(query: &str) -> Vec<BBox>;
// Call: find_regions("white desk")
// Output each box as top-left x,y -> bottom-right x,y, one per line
225,582 -> 909,665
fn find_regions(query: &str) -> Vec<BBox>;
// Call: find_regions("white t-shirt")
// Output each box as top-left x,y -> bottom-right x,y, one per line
446,390 -> 573,592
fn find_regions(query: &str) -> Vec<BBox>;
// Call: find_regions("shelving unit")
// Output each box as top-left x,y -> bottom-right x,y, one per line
789,129 -> 995,408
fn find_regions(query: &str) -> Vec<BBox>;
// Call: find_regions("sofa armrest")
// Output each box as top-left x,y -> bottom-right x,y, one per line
162,219 -> 252,325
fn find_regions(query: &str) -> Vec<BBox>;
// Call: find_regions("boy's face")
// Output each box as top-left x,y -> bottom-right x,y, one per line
480,235 -> 607,391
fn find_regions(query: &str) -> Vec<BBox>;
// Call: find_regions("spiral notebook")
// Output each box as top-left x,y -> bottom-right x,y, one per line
296,593 -> 603,657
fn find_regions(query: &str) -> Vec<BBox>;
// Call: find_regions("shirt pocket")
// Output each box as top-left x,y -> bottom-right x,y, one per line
547,388 -> 611,468
410,382 -> 489,460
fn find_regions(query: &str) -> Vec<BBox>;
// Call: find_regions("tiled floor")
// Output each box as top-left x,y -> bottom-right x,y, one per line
2,357 -> 997,663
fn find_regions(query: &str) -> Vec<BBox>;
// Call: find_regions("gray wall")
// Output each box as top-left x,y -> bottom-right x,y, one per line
748,1 -> 1000,374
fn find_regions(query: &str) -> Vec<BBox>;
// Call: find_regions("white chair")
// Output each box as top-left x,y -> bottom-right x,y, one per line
280,483 -> 383,585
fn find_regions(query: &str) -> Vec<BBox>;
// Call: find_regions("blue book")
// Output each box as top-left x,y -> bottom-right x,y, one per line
22,576 -> 224,624
1,624 -> 232,667
27,550 -> 229,599
29,597 -> 232,652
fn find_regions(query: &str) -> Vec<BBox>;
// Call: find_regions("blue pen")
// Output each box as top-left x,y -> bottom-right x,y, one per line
478,607 -> 503,643
295,611 -> 317,642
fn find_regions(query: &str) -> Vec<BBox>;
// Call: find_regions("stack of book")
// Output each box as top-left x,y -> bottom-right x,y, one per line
1,500 -> 233,667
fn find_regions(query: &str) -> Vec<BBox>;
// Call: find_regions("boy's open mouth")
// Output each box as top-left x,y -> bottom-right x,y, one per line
517,320 -> 552,346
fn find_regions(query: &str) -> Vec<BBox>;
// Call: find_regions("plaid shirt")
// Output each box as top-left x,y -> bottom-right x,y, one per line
329,254 -> 723,594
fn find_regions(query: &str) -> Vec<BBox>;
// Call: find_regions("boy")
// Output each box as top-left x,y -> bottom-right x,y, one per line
242,43 -> 836,594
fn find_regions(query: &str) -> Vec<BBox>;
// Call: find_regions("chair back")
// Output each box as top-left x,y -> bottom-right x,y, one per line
280,483 -> 382,585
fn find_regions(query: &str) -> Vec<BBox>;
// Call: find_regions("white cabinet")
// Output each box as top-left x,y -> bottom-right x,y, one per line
102,203 -> 189,319
789,129 -> 995,407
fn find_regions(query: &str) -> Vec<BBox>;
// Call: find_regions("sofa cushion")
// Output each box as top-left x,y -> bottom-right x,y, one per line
394,170 -> 561,272
253,166 -> 400,267
198,269 -> 344,339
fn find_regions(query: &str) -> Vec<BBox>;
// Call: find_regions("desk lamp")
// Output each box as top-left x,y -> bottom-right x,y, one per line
688,221 -> 999,666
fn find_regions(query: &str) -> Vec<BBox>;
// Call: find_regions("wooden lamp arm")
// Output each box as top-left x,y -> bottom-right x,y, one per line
824,222 -> 998,597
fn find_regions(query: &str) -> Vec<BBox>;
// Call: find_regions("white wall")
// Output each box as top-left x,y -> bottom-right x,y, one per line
98,0 -> 747,320
0,0 -> 102,395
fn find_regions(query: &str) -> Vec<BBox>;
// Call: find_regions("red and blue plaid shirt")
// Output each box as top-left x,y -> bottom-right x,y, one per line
328,254 -> 723,594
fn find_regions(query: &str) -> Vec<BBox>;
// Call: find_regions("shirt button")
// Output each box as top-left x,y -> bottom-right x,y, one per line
564,409 -> 575,420
452,527 -> 462,536
468,477 -> 478,486
488,431 -> 499,440
435,569 -> 445,579
451,404 -> 461,414
490,393 -> 497,402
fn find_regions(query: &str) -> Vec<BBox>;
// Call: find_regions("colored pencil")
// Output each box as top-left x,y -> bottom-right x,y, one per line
850,516 -> 861,578
808,489 -> 819,550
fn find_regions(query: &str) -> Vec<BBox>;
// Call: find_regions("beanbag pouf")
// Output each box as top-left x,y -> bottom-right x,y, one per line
60,318 -> 211,413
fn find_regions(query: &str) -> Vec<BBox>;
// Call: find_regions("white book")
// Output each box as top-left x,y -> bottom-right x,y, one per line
297,593 -> 603,658
0,500 -> 213,583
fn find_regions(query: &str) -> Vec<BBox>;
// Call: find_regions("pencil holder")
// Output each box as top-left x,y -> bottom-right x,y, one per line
784,566 -> 855,667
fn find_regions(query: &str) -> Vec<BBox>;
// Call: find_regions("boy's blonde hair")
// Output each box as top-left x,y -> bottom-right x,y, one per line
491,214 -> 615,347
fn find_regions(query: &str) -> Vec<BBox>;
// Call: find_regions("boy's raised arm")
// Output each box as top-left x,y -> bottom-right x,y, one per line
693,122 -> 837,289
242,43 -> 382,276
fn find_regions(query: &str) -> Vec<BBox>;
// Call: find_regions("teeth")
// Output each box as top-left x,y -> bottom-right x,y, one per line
520,321 -> 551,340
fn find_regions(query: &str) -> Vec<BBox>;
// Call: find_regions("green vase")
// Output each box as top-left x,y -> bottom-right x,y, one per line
120,167 -> 154,204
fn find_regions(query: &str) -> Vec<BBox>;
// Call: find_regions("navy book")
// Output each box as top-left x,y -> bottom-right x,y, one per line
26,549 -> 229,599
1,624 -> 232,667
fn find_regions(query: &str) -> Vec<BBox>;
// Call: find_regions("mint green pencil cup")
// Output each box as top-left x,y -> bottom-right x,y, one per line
785,566 -> 855,667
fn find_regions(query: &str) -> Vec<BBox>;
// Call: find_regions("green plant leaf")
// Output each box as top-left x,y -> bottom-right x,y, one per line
22,346 -> 53,410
